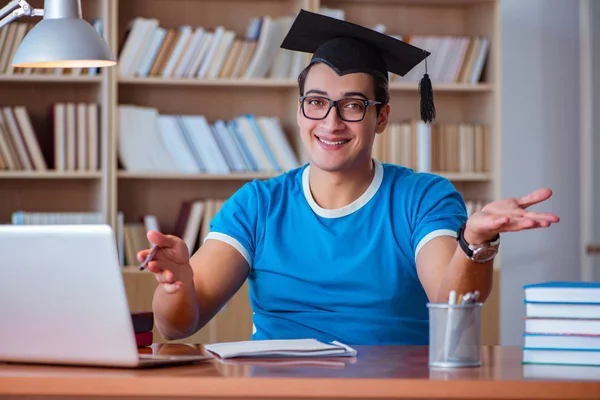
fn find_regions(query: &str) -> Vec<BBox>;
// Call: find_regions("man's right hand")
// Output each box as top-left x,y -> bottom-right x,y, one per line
137,231 -> 193,294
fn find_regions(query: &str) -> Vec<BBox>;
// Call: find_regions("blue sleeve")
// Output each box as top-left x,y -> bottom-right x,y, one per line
204,181 -> 259,268
410,175 -> 468,259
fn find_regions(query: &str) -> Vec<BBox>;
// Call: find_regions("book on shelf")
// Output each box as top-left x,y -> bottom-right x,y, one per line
0,103 -> 99,173
0,20 -> 104,77
117,105 -> 300,175
52,102 -> 100,173
118,15 -> 307,81
116,9 -> 489,84
522,281 -> 600,367
389,35 -> 489,85
0,105 -> 47,172
10,211 -> 104,225
372,121 -> 490,175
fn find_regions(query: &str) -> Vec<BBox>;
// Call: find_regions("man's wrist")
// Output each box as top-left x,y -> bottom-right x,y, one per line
463,226 -> 499,246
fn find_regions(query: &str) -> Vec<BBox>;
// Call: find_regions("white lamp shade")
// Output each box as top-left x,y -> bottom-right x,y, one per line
12,18 -> 116,68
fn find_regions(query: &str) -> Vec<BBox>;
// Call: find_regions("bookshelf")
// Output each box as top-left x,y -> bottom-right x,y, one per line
0,0 -> 500,344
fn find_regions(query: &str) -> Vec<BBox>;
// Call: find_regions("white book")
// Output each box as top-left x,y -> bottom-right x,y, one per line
136,26 -> 167,77
206,30 -> 236,79
525,302 -> 600,319
65,103 -> 76,171
185,31 -> 211,77
76,103 -> 87,171
118,18 -> 148,76
156,115 -> 200,173
182,115 -> 230,174
204,339 -> 357,359
126,19 -> 159,77
524,333 -> 600,350
522,349 -> 600,367
87,104 -> 98,171
173,27 -> 205,78
161,26 -> 193,78
197,26 -> 225,79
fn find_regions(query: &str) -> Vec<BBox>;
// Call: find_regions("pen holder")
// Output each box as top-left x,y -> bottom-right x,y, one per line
427,302 -> 482,368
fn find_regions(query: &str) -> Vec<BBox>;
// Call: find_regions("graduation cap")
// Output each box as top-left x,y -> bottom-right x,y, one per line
280,9 -> 435,123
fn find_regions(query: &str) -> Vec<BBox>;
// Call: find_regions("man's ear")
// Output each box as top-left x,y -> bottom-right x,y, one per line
375,104 -> 391,134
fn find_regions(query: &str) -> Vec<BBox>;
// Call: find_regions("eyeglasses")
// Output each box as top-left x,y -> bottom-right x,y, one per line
299,95 -> 382,122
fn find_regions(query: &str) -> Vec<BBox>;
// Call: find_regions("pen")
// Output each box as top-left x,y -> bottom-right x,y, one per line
139,245 -> 158,271
443,290 -> 457,360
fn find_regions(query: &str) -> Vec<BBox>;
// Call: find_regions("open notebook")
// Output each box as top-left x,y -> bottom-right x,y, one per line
204,339 -> 357,359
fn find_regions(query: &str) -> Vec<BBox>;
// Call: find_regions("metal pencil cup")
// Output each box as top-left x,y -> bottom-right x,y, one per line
427,302 -> 482,368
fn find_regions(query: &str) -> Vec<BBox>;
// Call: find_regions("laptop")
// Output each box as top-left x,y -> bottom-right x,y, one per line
0,224 -> 212,368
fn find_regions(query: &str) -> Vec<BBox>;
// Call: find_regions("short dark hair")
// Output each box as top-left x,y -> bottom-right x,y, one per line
297,63 -> 390,115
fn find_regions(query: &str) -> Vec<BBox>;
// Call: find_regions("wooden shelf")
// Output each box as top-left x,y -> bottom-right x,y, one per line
118,77 -> 297,88
0,74 -> 102,83
390,82 -> 493,92
118,77 -> 492,92
117,171 -> 277,180
0,171 -> 102,179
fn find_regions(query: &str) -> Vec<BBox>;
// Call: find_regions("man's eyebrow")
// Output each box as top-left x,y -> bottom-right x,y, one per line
304,89 -> 369,99
343,91 -> 368,99
305,89 -> 327,96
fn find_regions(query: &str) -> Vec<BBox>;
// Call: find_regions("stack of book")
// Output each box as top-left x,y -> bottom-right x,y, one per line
522,282 -> 600,367
132,312 -> 154,348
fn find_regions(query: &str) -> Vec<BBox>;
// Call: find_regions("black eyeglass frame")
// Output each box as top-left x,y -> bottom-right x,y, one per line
299,95 -> 383,122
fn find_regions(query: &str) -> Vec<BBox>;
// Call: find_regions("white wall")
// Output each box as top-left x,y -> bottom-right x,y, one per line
500,0 -> 581,345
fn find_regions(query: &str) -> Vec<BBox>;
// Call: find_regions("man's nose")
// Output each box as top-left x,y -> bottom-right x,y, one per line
320,105 -> 346,131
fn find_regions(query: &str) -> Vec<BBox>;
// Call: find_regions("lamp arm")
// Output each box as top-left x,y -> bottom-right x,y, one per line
0,0 -> 43,30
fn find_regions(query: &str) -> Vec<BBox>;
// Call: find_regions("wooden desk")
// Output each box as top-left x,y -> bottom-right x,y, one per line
0,345 -> 598,399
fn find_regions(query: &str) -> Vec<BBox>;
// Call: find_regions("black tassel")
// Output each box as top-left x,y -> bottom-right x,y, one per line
419,73 -> 435,123
418,56 -> 435,123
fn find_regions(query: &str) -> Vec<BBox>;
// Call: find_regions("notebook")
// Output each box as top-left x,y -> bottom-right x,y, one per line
204,339 -> 357,359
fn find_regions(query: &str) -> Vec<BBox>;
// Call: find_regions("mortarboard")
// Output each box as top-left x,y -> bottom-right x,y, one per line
280,9 -> 435,123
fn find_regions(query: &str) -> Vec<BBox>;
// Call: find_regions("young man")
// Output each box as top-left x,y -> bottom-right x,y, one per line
138,11 -> 559,345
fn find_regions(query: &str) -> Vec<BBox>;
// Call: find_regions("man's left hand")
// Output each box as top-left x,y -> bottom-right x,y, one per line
464,188 -> 560,245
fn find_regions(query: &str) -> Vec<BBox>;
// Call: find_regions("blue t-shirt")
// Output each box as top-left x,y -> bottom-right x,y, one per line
205,159 -> 467,345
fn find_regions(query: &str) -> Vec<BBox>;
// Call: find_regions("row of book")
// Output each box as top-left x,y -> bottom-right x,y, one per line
117,11 -> 489,84
317,7 -> 489,84
0,103 -> 100,172
0,21 -> 103,76
373,122 -> 490,174
0,105 -> 48,171
521,282 -> 600,367
118,106 -> 300,174
118,15 -> 307,81
388,35 -> 489,84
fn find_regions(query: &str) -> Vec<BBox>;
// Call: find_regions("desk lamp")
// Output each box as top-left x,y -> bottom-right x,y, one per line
0,0 -> 116,68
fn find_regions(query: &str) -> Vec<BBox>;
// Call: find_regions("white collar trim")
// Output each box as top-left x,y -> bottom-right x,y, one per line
302,159 -> 384,219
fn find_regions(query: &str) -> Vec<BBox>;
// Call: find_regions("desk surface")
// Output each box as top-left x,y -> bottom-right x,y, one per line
0,345 -> 599,399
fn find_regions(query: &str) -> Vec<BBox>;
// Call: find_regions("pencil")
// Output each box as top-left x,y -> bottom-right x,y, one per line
139,246 -> 158,271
